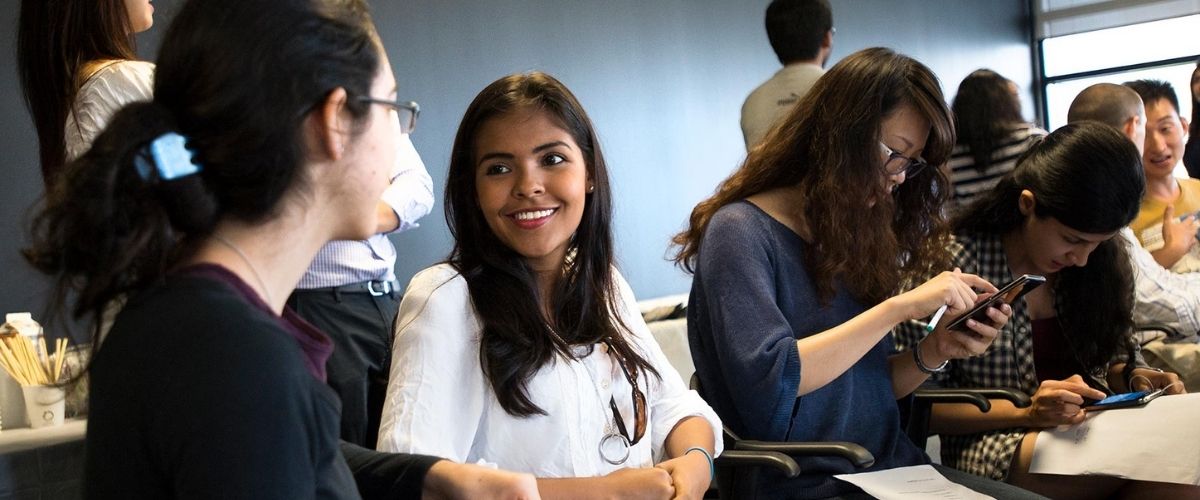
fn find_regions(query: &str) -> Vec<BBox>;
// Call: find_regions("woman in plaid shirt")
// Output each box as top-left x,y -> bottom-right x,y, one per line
896,122 -> 1194,498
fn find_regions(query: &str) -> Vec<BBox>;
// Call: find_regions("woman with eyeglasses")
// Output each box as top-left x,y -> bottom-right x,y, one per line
895,122 -> 1193,499
25,0 -> 537,497
378,72 -> 722,500
675,48 -> 1038,499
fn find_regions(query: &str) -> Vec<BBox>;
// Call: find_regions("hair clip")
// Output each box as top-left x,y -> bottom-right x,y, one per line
134,132 -> 201,182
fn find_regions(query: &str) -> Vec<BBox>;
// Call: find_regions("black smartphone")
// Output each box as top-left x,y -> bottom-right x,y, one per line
1084,387 -> 1167,411
945,274 -> 1046,332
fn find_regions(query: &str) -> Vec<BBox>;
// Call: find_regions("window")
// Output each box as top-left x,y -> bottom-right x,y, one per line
1044,60 -> 1196,131
1035,4 -> 1199,133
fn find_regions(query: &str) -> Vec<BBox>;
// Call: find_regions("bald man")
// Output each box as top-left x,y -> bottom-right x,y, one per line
1068,83 -> 1200,391
1067,83 -> 1146,153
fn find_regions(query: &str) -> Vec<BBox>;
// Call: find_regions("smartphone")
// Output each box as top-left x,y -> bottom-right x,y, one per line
1084,387 -> 1167,411
945,274 -> 1046,332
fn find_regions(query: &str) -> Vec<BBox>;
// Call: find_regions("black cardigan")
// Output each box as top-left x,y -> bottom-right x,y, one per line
85,269 -> 439,499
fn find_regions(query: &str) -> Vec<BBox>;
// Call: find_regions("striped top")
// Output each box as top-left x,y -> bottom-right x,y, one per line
947,124 -> 1046,211
297,135 -> 434,289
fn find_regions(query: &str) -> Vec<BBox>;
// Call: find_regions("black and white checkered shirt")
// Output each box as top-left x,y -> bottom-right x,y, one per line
894,231 -> 1141,481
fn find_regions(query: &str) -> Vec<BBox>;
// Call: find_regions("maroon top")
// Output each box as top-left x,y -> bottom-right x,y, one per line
178,263 -> 334,381
1031,316 -> 1087,383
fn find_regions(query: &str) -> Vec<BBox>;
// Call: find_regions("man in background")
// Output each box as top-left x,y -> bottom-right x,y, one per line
740,0 -> 832,149
288,132 -> 434,448
1124,79 -> 1200,273
1069,82 -> 1200,391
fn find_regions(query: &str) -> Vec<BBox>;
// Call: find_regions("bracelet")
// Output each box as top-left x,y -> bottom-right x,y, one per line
684,446 -> 714,483
913,341 -> 948,375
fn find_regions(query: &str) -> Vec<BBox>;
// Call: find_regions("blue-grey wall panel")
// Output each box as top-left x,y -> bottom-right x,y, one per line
0,1 -> 1030,336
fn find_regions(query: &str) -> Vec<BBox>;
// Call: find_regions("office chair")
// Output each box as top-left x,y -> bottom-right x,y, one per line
691,375 -> 1031,500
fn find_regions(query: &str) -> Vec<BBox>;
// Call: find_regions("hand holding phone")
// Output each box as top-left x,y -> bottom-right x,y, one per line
1025,375 -> 1107,427
1083,387 -> 1167,411
945,274 -> 1045,332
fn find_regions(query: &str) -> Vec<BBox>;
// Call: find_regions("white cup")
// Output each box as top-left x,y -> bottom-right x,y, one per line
21,385 -> 66,429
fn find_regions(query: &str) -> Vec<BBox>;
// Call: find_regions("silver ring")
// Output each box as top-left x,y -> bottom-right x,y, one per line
599,433 -> 631,465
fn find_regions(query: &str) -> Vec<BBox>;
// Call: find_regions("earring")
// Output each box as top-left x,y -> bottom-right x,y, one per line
587,184 -> 595,193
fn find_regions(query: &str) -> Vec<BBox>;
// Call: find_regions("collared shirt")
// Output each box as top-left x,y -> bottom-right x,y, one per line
1122,228 -> 1200,339
377,264 -> 723,476
297,135 -> 433,289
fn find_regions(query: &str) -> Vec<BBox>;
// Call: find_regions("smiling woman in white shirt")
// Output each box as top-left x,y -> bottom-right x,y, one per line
378,71 -> 722,500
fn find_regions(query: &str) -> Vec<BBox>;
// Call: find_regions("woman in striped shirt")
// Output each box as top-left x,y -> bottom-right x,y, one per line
946,69 -> 1046,212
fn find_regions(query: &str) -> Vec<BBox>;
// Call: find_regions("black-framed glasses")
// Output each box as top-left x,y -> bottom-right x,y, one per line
879,141 -> 929,177
357,97 -> 420,134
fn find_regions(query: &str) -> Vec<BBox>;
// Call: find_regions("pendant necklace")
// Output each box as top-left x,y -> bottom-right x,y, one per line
211,234 -> 274,307
551,327 -> 630,465
586,343 -> 632,465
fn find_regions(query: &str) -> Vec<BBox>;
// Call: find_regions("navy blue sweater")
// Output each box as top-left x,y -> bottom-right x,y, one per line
688,201 -> 927,499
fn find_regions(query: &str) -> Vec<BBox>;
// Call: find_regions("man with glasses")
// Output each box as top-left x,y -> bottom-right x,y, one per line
287,98 -> 432,448
740,0 -> 834,149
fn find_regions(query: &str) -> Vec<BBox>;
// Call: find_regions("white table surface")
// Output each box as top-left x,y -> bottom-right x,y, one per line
0,419 -> 86,454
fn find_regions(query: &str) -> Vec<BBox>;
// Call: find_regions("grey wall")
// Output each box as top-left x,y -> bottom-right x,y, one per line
0,1 -> 1032,338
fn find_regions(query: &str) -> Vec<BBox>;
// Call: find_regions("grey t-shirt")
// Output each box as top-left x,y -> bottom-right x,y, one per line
740,63 -> 824,148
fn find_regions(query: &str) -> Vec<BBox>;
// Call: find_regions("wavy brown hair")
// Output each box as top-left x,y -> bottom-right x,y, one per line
673,47 -> 954,305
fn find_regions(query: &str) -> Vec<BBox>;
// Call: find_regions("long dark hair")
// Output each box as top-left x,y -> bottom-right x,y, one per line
445,72 -> 658,417
18,0 -> 139,186
1189,59 -> 1199,138
954,122 -> 1143,371
674,47 -> 955,305
952,69 -> 1024,174
24,0 -> 381,349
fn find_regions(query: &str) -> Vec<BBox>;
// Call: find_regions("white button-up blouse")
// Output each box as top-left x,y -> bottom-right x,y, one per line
377,264 -> 722,477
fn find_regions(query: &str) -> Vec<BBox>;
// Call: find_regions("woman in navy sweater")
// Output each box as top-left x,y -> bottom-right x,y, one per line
674,48 -> 1039,499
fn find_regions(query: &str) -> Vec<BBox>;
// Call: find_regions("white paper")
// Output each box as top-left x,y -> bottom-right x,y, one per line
834,464 -> 996,499
1030,392 -> 1200,485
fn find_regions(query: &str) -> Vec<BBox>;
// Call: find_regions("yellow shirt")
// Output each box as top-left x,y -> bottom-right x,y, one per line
1131,177 -> 1200,273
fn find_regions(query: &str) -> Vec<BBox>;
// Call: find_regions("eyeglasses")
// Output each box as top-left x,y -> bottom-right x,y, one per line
357,97 -> 420,135
606,341 -> 647,447
879,141 -> 929,177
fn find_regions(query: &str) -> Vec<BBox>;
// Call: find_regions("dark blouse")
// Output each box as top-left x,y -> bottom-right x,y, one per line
1031,317 -> 1087,384
1185,135 -> 1200,179
85,264 -> 439,499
